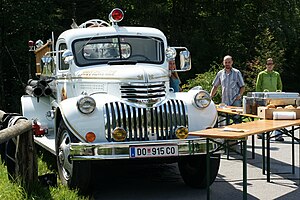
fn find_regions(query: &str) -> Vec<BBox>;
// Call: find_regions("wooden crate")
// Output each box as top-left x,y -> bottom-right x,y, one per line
34,41 -> 52,75
257,106 -> 300,119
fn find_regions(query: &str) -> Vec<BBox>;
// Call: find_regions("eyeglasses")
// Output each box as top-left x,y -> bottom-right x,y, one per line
266,63 -> 274,65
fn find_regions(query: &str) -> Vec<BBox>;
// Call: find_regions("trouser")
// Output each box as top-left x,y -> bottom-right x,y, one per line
231,99 -> 242,124
258,130 -> 282,137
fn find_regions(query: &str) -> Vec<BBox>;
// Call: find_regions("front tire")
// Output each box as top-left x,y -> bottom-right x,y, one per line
178,154 -> 220,188
56,120 -> 91,193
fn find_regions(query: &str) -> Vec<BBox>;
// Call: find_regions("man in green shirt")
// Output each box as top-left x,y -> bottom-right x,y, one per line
256,58 -> 284,141
256,58 -> 282,92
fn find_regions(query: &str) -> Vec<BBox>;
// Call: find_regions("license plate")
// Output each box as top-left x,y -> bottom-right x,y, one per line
129,144 -> 178,158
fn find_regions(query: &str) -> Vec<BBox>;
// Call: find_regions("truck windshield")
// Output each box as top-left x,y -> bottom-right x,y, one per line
72,36 -> 164,66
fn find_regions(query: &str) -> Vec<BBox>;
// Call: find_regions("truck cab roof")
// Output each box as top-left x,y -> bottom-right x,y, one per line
57,26 -> 167,45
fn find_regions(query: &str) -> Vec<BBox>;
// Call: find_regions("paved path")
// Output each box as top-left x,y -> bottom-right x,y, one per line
92,130 -> 300,200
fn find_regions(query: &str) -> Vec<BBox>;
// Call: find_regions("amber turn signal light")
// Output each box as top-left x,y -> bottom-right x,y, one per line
85,132 -> 96,142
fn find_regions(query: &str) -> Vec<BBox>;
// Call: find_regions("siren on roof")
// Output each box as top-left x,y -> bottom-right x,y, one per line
109,8 -> 124,24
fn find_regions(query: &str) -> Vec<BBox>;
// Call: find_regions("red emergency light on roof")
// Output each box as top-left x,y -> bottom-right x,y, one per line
28,40 -> 35,51
109,8 -> 124,23
28,40 -> 35,47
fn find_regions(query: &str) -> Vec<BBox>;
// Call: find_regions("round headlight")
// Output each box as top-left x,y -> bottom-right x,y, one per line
77,96 -> 96,114
193,90 -> 211,109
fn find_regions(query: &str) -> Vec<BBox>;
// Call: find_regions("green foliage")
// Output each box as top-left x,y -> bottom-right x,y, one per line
243,28 -> 286,93
0,163 -> 26,199
182,63 -> 223,104
1,1 -> 300,111
50,185 -> 88,200
0,154 -> 88,200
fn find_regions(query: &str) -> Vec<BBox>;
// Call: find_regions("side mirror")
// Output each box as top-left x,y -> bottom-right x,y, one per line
167,47 -> 191,72
179,50 -> 191,71
62,50 -> 74,64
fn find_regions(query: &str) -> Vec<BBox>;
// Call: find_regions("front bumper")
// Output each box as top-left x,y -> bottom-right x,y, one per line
70,138 -> 223,160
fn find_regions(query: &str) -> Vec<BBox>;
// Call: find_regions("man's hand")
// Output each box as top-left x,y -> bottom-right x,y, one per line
236,94 -> 242,100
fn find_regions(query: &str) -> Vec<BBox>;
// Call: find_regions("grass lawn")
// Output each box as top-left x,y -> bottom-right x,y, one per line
0,148 -> 89,200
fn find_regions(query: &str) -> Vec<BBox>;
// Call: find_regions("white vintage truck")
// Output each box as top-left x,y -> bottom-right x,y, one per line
15,8 -> 221,192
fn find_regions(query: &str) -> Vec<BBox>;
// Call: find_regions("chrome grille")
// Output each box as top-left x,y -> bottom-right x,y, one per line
120,82 -> 166,100
104,100 -> 188,142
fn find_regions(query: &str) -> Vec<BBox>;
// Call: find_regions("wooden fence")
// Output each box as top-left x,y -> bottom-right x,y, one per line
0,110 -> 37,189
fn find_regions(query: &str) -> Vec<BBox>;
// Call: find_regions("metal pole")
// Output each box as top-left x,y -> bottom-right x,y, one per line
28,42 -> 32,79
0,1 -> 5,109
206,138 -> 210,200
242,140 -> 248,200
267,132 -> 271,182
252,135 -> 255,159
250,117 -> 255,159
292,126 -> 295,174
262,132 -> 265,174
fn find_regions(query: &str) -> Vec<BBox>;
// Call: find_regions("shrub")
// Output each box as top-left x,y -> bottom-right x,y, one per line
182,62 -> 223,104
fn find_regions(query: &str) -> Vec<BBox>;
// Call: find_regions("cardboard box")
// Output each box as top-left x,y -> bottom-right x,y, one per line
257,106 -> 300,119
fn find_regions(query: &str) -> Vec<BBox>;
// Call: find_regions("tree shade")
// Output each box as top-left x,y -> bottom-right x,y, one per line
1,0 -> 300,112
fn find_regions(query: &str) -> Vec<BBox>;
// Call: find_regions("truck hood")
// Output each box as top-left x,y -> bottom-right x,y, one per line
75,65 -> 169,82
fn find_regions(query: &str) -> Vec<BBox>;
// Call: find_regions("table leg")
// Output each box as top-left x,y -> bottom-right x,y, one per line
292,126 -> 295,174
206,138 -> 210,200
226,140 -> 230,159
251,118 -> 255,159
242,140 -> 248,200
267,132 -> 271,182
252,135 -> 255,159
262,133 -> 265,175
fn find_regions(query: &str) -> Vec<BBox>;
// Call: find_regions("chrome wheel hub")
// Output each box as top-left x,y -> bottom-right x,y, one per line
58,131 -> 73,180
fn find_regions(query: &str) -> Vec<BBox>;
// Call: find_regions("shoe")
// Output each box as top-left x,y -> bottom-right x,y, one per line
257,135 -> 263,139
275,135 -> 284,142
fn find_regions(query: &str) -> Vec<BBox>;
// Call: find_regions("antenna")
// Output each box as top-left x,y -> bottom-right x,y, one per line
51,32 -> 55,52
72,2 -> 77,21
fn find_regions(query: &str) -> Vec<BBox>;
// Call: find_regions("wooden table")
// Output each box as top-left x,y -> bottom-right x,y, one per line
217,106 -> 259,124
217,106 -> 260,159
189,119 -> 300,200
193,120 -> 300,139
